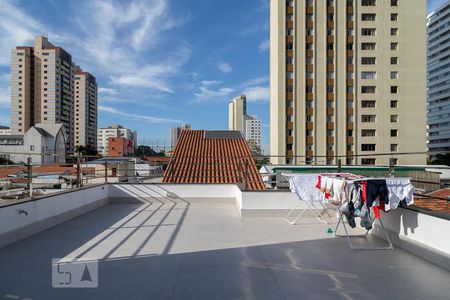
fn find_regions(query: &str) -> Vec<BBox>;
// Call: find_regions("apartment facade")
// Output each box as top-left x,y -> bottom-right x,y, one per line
228,95 -> 247,133
10,36 -> 96,154
74,71 -> 98,149
245,115 -> 262,148
270,0 -> 427,165
170,124 -> 191,151
427,1 -> 450,160
108,137 -> 135,157
97,125 -> 137,156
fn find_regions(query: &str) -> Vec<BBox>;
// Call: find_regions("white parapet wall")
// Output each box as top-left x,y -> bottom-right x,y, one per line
0,185 -> 108,248
108,183 -> 242,205
372,208 -> 450,270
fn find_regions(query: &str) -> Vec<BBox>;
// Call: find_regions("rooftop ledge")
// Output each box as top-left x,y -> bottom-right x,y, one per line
0,183 -> 449,299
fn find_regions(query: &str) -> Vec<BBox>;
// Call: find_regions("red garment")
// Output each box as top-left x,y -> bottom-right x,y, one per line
315,175 -> 321,189
361,180 -> 384,219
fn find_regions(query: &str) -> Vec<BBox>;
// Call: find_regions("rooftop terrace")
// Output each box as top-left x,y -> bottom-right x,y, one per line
0,184 -> 449,299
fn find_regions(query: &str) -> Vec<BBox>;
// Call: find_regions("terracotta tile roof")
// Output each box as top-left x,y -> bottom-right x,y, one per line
0,166 -> 24,178
413,188 -> 450,214
143,156 -> 171,164
163,130 -> 265,190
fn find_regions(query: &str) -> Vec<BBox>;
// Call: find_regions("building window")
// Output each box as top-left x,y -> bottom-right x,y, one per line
361,144 -> 376,151
390,115 -> 398,122
362,86 -> 376,93
391,86 -> 398,93
391,0 -> 398,6
391,71 -> 398,79
361,100 -> 376,108
362,28 -> 376,36
391,43 -> 398,50
286,57 -> 293,64
286,85 -> 293,93
361,57 -> 376,65
287,72 -> 294,79
361,115 -> 376,123
391,13 -> 398,21
391,57 -> 398,64
391,100 -> 398,108
391,129 -> 398,137
361,71 -> 376,79
361,129 -> 376,137
361,13 -> 376,21
362,0 -> 376,6
391,28 -> 398,36
361,43 -> 376,50
362,158 -> 376,165
287,43 -> 293,50
391,144 -> 398,151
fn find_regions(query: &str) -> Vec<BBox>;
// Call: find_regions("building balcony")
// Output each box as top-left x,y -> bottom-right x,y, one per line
286,20 -> 294,29
286,121 -> 294,130
286,136 -> 294,144
287,6 -> 294,14
286,64 -> 294,72
306,136 -> 314,145
306,107 -> 314,115
306,35 -> 313,43
306,6 -> 313,14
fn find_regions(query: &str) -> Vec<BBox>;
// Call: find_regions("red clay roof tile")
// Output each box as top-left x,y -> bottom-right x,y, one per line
163,130 -> 265,190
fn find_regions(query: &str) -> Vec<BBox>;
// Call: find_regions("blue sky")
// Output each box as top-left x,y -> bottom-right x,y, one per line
0,0 -> 446,152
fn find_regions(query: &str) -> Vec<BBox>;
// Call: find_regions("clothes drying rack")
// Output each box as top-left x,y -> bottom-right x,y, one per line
319,174 -> 401,250
283,173 -> 331,225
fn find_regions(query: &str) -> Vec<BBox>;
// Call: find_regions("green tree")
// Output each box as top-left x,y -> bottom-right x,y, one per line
135,145 -> 164,157
247,140 -> 269,168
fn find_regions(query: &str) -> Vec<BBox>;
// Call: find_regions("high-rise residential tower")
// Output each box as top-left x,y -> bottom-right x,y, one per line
10,36 -> 96,153
74,70 -> 98,149
270,0 -> 427,165
170,124 -> 191,151
245,115 -> 262,148
427,0 -> 450,160
228,95 -> 247,133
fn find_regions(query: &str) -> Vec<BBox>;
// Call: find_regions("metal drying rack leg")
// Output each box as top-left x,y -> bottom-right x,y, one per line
334,211 -> 393,250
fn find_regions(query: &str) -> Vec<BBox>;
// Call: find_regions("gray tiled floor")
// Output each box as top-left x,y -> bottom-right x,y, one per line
0,198 -> 449,300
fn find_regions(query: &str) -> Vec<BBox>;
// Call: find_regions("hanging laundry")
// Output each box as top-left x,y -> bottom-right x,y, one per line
385,178 -> 414,211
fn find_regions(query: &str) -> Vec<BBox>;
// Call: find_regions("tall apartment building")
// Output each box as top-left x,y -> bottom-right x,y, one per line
10,36 -> 96,153
228,95 -> 247,133
245,115 -> 262,148
170,124 -> 191,151
97,125 -> 137,156
74,70 -> 98,149
270,0 -> 427,165
427,0 -> 450,160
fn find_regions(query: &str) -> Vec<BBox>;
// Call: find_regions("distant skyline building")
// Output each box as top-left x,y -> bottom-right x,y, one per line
228,95 -> 247,133
170,124 -> 191,151
245,115 -> 262,148
427,0 -> 450,160
74,70 -> 98,149
228,94 -> 261,148
10,36 -> 97,153
97,124 -> 137,156
0,126 -> 11,136
270,0 -> 427,165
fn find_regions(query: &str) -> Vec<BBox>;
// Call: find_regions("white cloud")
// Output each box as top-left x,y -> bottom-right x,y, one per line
259,39 -> 270,51
98,88 -> 118,95
242,86 -> 269,103
0,1 -> 45,66
72,0 -> 190,92
201,80 -> 222,86
192,81 -> 234,103
240,76 -> 269,88
218,62 -> 232,73
98,105 -> 181,124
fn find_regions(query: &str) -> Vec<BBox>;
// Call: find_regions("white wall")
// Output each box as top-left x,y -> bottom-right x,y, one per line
0,185 -> 108,248
109,184 -> 241,203
372,208 -> 450,269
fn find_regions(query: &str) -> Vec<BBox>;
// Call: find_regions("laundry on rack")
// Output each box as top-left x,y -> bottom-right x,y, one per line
385,178 -> 414,211
314,173 -> 415,230
284,173 -> 324,202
